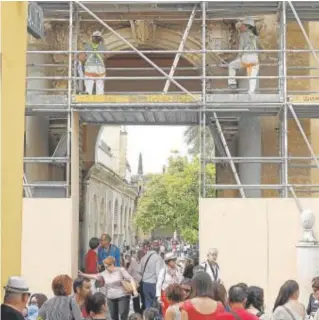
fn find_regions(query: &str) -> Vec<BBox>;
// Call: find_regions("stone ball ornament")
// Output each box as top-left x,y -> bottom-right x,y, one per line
300,209 -> 317,242
301,209 -> 315,230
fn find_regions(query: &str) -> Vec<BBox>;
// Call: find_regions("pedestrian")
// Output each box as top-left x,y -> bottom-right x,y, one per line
144,308 -> 160,320
164,284 -> 187,320
307,277 -> 319,317
85,237 -> 100,274
38,274 -> 82,320
246,286 -> 268,319
200,248 -> 222,283
85,292 -> 110,319
212,282 -> 230,312
181,271 -> 224,319
140,241 -> 163,309
79,30 -> 107,95
216,285 -> 258,320
272,280 -> 306,320
73,277 -> 92,317
157,252 -> 183,316
123,252 -> 143,314
228,18 -> 259,94
98,233 -> 121,268
80,256 -> 138,320
1,276 -> 31,320
29,293 -> 48,309
180,279 -> 192,301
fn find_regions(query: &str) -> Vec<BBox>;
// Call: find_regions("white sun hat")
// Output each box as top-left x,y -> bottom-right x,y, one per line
4,276 -> 31,294
164,252 -> 177,261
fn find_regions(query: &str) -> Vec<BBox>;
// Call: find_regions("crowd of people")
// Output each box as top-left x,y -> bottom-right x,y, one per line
2,233 -> 319,320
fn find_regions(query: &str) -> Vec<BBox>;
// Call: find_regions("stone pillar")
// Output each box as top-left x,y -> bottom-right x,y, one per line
237,68 -> 262,197
238,115 -> 262,197
296,209 -> 319,305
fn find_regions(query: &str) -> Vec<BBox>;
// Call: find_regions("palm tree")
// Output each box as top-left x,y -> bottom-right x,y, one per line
184,126 -> 215,157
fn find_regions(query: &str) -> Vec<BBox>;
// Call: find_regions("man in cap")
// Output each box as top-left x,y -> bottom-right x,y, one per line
1,276 -> 31,320
79,30 -> 107,95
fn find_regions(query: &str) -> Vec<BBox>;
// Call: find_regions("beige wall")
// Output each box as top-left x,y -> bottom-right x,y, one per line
199,198 -> 319,308
22,199 -> 73,297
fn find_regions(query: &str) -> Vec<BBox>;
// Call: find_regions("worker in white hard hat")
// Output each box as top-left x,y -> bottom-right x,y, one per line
79,30 -> 107,95
228,18 -> 259,94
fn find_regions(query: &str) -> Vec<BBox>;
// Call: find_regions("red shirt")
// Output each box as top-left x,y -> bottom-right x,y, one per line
182,300 -> 224,320
215,307 -> 259,320
85,249 -> 98,274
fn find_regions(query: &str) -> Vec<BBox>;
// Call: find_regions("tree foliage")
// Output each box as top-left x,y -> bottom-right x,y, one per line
184,126 -> 215,157
134,153 -> 215,243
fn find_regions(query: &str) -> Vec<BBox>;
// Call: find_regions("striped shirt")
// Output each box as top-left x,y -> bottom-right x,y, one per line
100,267 -> 133,300
38,296 -> 82,320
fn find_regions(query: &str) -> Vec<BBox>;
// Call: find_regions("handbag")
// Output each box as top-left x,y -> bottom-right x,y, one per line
120,268 -> 134,293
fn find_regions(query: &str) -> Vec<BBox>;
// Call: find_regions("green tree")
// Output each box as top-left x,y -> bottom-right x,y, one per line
134,153 -> 215,243
184,126 -> 215,157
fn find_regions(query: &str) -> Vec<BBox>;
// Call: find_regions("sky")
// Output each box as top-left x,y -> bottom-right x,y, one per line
127,126 -> 188,174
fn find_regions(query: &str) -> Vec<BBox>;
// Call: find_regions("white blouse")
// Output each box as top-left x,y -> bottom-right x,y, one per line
156,266 -> 183,297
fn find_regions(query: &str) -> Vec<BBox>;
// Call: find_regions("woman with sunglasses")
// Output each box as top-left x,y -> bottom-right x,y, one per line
80,256 -> 138,320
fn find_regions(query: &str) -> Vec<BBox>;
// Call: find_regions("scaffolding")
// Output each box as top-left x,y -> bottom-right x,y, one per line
24,1 -> 319,198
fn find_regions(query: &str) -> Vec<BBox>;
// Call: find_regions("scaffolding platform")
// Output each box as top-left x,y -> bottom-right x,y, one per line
26,93 -> 319,124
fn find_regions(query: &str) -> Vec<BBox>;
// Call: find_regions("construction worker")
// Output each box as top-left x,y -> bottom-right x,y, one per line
79,31 -> 107,95
228,18 -> 259,94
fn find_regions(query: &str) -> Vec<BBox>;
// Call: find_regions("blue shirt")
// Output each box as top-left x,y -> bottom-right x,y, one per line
98,244 -> 121,267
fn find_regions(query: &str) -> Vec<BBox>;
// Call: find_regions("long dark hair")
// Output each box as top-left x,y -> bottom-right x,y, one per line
191,271 -> 214,299
246,286 -> 264,312
273,280 -> 299,312
212,281 -> 228,307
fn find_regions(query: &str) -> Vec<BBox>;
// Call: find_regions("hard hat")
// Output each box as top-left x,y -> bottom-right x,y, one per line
242,18 -> 255,27
93,30 -> 102,37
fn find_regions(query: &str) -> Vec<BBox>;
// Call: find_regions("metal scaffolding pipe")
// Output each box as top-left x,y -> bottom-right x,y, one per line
23,157 -> 69,163
66,0 -> 73,197
26,75 -> 319,80
200,1 -> 207,197
26,49 -> 319,54
281,1 -> 289,197
206,184 -> 319,190
23,184 -> 68,188
163,4 -> 197,93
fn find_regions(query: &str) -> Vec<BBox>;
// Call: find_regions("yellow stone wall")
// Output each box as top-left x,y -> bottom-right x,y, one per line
1,2 -> 28,296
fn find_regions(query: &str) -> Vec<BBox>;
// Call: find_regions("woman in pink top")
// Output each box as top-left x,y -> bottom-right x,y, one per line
80,256 -> 138,320
181,271 -> 224,320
